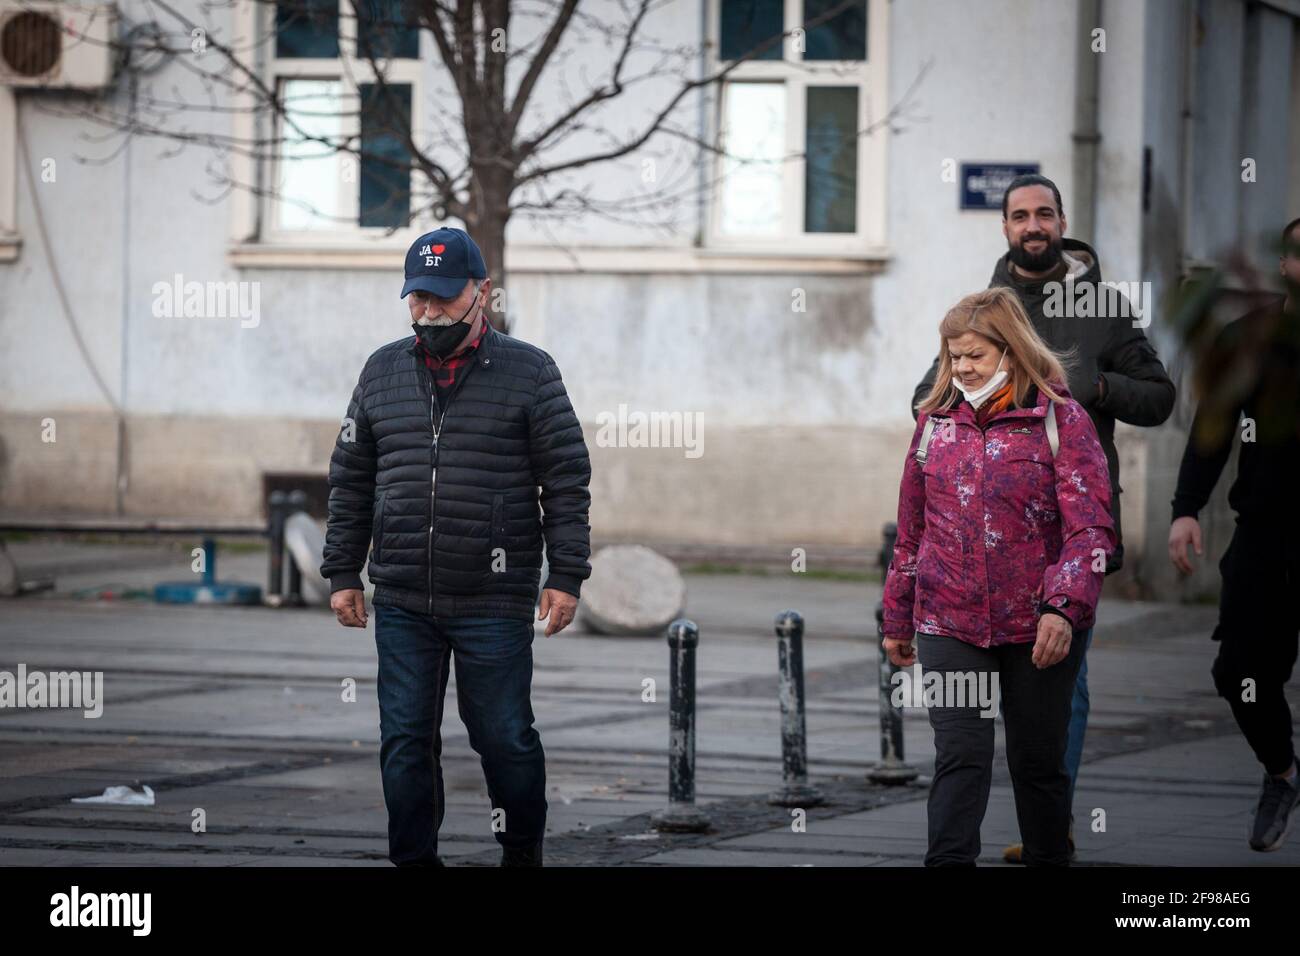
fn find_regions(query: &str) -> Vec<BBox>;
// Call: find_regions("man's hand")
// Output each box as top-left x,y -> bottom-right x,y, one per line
1032,613 -> 1072,668
331,588 -> 368,628
1168,516 -> 1204,576
882,636 -> 916,667
538,588 -> 578,637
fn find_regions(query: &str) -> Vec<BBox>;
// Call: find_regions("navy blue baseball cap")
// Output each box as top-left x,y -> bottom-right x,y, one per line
400,226 -> 487,299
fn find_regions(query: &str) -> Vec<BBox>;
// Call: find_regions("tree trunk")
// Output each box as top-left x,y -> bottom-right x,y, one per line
475,215 -> 509,333
464,168 -> 514,333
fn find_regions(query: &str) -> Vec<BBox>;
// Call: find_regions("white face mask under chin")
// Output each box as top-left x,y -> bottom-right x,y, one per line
954,348 -> 1009,410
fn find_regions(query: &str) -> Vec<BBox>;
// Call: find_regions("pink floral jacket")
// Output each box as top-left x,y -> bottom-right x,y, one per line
882,386 -> 1116,647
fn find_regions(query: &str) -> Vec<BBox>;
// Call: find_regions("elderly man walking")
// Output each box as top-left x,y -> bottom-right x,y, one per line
320,226 -> 592,867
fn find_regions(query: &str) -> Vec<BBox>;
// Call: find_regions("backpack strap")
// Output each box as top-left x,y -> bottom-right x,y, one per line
1045,401 -> 1059,458
917,408 -> 1056,462
915,416 -> 939,464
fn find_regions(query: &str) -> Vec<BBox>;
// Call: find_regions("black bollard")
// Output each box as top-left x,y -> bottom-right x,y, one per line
869,521 -> 918,784
768,610 -> 824,807
878,521 -> 898,574
651,618 -> 710,833
284,490 -> 308,607
266,490 -> 288,607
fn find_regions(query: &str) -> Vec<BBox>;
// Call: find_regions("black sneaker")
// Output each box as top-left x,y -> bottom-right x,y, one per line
501,841 -> 544,867
1249,773 -> 1300,851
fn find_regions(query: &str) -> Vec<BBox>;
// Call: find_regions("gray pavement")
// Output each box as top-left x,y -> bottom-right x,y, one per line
0,536 -> 1293,866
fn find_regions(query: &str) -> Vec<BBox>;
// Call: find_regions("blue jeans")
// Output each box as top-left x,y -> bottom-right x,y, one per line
1064,627 -> 1094,812
373,605 -> 547,865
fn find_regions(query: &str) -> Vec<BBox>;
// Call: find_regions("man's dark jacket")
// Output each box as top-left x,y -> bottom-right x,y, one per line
911,239 -> 1176,572
320,324 -> 592,619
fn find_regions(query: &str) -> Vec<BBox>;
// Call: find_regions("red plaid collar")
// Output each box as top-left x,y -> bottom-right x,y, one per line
419,317 -> 488,389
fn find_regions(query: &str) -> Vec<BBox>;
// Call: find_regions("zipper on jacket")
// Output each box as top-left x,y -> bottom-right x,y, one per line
977,410 -> 1047,646
420,335 -> 492,615
428,383 -> 444,615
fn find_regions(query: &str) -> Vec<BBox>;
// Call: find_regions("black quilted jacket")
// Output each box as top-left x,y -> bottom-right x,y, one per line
319,325 -> 592,619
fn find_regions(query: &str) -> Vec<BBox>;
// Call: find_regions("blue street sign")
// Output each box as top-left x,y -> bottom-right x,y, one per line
960,163 -> 1040,211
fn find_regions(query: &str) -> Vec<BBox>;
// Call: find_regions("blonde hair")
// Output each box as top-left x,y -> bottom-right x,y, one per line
916,287 -> 1073,414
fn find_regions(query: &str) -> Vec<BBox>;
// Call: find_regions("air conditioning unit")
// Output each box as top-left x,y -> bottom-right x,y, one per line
0,2 -> 116,89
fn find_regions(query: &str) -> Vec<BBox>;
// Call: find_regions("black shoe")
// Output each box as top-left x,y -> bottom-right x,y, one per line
500,841 -> 543,867
1249,772 -> 1300,851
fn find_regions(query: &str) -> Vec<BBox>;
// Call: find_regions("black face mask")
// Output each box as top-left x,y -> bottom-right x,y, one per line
412,285 -> 481,359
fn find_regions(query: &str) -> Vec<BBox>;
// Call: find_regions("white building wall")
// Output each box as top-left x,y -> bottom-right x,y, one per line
0,0 -> 1208,576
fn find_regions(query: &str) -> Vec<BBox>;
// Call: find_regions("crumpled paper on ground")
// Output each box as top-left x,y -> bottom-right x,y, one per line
70,785 -> 155,806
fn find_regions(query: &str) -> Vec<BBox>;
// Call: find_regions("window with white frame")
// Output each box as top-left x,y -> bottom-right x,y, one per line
265,0 -> 423,237
709,0 -> 887,253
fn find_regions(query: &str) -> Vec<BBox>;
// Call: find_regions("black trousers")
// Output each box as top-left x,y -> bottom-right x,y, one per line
1210,518 -> 1300,776
917,630 -> 1086,866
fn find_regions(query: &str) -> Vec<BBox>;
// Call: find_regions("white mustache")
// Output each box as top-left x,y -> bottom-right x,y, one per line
415,314 -> 459,327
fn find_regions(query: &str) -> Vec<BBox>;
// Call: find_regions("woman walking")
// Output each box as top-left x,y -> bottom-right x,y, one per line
882,287 -> 1115,866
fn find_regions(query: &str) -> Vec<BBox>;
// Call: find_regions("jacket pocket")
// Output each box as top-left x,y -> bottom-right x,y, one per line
1001,446 -> 1058,514
372,490 -> 386,565
1028,537 -> 1049,614
489,493 -> 506,566
920,447 -> 947,499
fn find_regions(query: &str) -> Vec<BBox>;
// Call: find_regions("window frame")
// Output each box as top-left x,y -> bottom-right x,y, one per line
237,0 -> 428,247
704,0 -> 888,257
0,88 -> 18,261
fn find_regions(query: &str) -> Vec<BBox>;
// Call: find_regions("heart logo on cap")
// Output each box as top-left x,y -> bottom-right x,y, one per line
431,244 -> 446,254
